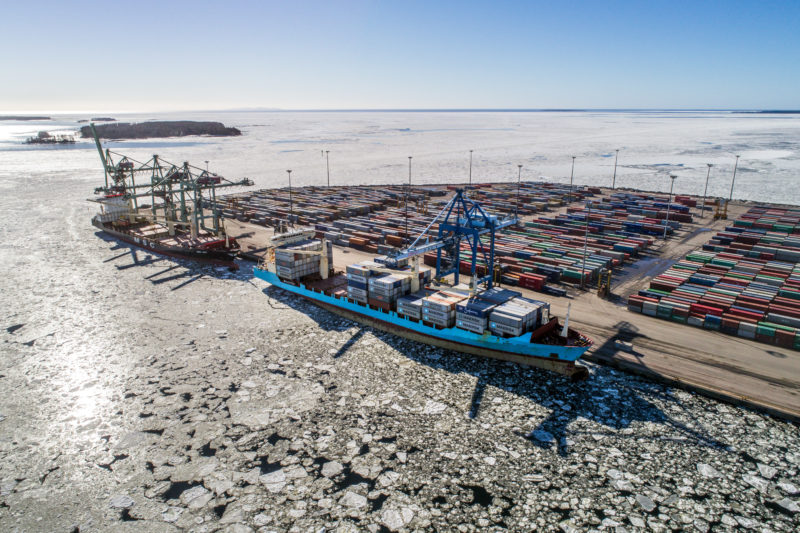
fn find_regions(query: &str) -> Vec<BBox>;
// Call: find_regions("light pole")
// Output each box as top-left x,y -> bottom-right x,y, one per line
569,156 -> 576,203
701,163 -> 713,218
515,164 -> 522,219
729,155 -> 740,203
406,156 -> 412,244
611,149 -> 619,189
205,160 -> 209,172
287,170 -> 293,227
581,201 -> 591,289
468,149 -> 473,191
325,150 -> 330,187
664,174 -> 677,240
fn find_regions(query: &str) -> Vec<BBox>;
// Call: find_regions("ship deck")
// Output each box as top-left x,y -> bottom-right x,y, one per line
113,220 -> 229,247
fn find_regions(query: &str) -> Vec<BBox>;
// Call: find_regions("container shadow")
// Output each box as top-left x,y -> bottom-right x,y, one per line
263,285 -> 729,457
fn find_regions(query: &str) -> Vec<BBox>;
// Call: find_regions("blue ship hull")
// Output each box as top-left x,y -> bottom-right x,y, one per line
255,268 -> 591,378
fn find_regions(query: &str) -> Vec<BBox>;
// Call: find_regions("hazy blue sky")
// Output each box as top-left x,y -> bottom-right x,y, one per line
2,0 -> 798,112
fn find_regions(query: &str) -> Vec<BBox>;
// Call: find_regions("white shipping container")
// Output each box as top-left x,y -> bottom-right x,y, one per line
688,316 -> 705,327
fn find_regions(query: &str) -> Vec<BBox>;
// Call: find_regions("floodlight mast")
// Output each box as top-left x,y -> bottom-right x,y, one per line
729,155 -> 740,202
701,163 -> 712,218
663,174 -> 677,240
325,150 -> 330,187
405,156 -> 412,244
569,156 -> 576,203
287,170 -> 293,227
612,149 -> 619,189
468,149 -> 473,191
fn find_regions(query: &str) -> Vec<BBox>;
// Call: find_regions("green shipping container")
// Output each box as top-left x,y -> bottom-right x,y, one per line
758,321 -> 796,333
756,324 -> 776,337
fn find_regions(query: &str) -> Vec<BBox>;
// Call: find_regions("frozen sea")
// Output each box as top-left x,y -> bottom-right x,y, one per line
2,111 -> 800,531
1,109 -> 800,205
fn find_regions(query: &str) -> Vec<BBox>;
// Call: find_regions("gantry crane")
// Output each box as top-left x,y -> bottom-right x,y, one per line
384,188 -> 517,291
265,189 -> 516,294
89,123 -> 253,239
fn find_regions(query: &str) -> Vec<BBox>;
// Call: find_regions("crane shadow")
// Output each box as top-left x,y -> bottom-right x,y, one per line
592,321 -> 648,362
97,232 -> 242,290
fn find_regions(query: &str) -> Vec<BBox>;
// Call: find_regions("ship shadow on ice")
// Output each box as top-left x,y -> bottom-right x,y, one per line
263,285 -> 728,457
522,379 -> 728,457
96,231 -> 243,290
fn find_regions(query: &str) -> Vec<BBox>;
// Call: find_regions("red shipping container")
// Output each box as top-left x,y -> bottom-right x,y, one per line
768,304 -> 800,319
726,309 -> 764,321
690,303 -> 724,316
775,329 -> 795,349
721,316 -> 740,329
519,273 -> 545,290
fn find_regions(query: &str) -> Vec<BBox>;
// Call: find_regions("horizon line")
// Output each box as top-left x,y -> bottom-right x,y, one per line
3,108 -> 799,116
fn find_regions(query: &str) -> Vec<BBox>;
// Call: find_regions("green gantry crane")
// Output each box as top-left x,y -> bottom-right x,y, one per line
90,123 -> 253,239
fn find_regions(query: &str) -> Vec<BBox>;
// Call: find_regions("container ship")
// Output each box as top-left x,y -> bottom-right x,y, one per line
88,124 -> 253,269
255,190 -> 593,378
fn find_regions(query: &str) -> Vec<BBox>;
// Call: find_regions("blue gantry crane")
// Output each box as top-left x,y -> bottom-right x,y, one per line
384,189 -> 517,289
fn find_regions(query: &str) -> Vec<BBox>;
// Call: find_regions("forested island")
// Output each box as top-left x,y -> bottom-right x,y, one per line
25,131 -> 76,145
80,121 -> 242,139
0,115 -> 51,121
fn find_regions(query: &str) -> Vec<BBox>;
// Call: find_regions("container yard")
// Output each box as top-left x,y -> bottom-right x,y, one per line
219,182 -> 694,291
629,206 -> 800,351
223,184 -> 800,422
445,188 -> 696,288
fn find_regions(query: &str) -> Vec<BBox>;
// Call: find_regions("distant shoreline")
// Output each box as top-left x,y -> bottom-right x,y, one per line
208,108 -> 800,114
7,109 -> 800,116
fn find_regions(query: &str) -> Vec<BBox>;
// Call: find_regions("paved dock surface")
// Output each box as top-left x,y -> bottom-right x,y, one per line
561,293 -> 800,422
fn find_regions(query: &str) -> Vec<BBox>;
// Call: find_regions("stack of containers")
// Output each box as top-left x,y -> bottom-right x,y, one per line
346,261 -> 377,304
598,192 -> 694,223
517,272 -> 548,290
469,182 -> 586,216
275,240 -> 332,280
368,273 -> 411,311
456,298 -> 497,333
397,290 -> 433,320
422,289 -> 468,328
628,228 -> 800,350
455,288 -> 522,334
489,297 -> 548,337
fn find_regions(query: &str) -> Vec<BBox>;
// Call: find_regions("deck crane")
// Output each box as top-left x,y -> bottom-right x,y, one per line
384,188 -> 517,291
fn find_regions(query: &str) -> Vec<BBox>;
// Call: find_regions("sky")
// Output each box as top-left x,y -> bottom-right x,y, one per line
2,0 -> 799,112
